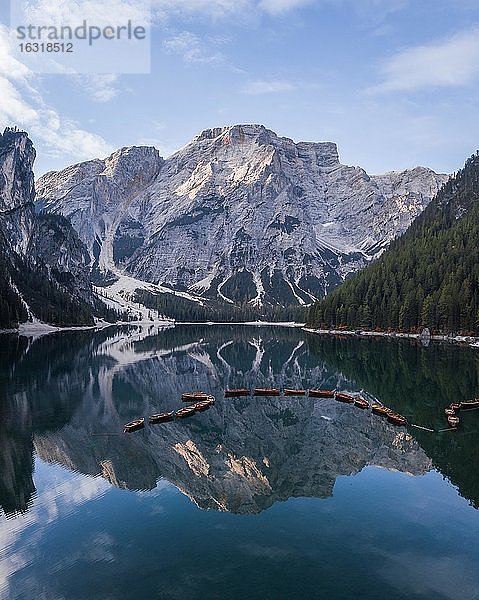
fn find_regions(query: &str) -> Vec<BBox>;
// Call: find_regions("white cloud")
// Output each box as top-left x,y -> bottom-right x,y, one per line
16,0 -> 152,27
153,0 -> 409,20
0,72 -> 114,161
153,0 -> 320,20
33,118 -> 114,160
0,472 -> 110,599
0,31 -> 31,81
0,77 -> 39,123
371,28 -> 479,93
242,79 -> 295,94
163,31 -> 225,64
9,0 -> 408,31
153,0 -> 253,21
76,74 -> 120,103
258,0 -> 314,15
0,24 -> 113,166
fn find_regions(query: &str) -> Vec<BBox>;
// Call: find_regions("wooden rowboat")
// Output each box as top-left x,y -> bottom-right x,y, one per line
149,412 -> 174,424
123,418 -> 145,433
371,404 -> 391,417
459,400 -> 479,410
224,389 -> 250,397
284,389 -> 306,396
309,389 -> 335,398
354,397 -> 369,410
175,407 -> 196,419
253,388 -> 280,396
447,415 -> 460,428
192,401 -> 212,412
387,412 -> 407,426
181,392 -> 209,402
335,392 -> 355,403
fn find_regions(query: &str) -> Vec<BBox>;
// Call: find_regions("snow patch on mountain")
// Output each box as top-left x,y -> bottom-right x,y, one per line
36,124 -> 449,308
95,273 -> 203,321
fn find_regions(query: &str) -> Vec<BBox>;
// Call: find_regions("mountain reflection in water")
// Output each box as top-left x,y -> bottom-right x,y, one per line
1,324 -> 478,519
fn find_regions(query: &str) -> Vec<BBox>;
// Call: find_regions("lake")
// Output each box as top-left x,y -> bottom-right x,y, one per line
1,324 -> 479,600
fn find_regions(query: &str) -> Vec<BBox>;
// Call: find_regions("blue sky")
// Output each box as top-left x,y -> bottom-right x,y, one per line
1,0 -> 479,176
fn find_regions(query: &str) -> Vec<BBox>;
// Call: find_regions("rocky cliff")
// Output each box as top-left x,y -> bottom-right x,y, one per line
0,127 -> 97,328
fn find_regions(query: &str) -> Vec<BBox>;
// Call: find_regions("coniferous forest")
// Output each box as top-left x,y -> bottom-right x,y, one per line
134,288 -> 308,323
0,249 -> 94,329
307,152 -> 479,335
0,230 -> 121,329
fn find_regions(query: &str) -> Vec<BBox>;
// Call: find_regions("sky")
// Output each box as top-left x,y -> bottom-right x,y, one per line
1,0 -> 479,176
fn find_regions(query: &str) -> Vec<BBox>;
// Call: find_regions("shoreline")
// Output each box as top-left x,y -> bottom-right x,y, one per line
0,319 -> 306,339
0,318 -> 175,339
303,327 -> 479,348
3,320 -> 477,347
174,321 -> 305,327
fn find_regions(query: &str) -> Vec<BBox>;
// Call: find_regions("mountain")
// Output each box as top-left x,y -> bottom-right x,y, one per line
307,151 -> 479,334
0,127 -> 99,329
36,124 -> 448,314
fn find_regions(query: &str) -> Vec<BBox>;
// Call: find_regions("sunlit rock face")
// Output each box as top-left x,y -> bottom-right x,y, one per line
36,124 -> 448,306
0,128 -> 36,255
25,326 -> 432,514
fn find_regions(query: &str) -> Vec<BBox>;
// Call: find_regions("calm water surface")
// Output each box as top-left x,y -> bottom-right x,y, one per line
1,325 -> 479,600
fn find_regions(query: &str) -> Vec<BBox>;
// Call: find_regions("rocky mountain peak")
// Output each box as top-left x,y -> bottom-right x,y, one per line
35,124 -> 449,312
0,127 -> 32,152
0,127 -> 98,328
104,145 -> 162,170
190,123 -> 339,168
100,145 -> 164,188
0,127 -> 36,213
193,124 -> 266,143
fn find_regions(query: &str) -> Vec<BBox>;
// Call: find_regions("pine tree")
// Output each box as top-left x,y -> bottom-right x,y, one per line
307,152 -> 479,335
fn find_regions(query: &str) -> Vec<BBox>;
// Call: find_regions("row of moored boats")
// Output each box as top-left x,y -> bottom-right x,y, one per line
124,393 -> 215,433
124,389 -> 478,434
444,399 -> 479,429
223,388 -> 408,426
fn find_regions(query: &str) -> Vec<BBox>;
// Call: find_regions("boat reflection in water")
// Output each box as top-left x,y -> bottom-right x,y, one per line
307,332 -> 479,509
3,323 -> 478,518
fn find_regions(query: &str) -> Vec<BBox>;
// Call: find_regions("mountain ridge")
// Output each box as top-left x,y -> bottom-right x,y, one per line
307,150 -> 479,334
36,124 -> 448,316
